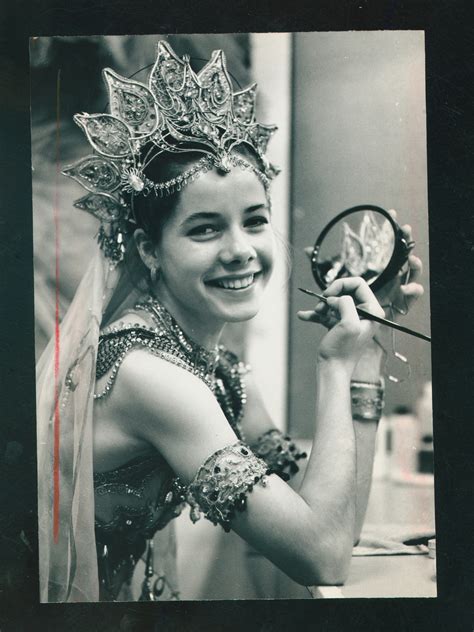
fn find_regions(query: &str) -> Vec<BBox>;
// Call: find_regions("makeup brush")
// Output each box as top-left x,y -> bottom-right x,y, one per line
298,287 -> 431,343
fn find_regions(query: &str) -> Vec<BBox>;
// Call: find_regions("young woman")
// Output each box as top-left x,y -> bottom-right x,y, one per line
36,40 -> 424,602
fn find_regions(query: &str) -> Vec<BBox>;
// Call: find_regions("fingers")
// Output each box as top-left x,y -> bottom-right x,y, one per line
324,276 -> 370,298
326,295 -> 381,341
388,209 -> 414,244
323,277 -> 384,317
304,246 -> 313,260
297,305 -> 338,328
397,254 -> 424,311
327,295 -> 359,328
400,281 -> 424,310
298,294 -> 361,330
401,282 -> 424,298
401,223 -> 413,242
388,209 -> 412,237
407,253 -> 423,281
298,295 -> 362,334
297,309 -> 322,323
388,209 -> 424,284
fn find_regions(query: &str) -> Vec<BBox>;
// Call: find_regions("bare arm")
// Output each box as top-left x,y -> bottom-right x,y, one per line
112,351 -> 355,586
343,221 -> 425,542
240,349 -> 381,546
350,343 -> 383,543
108,278 -> 383,587
296,223 -> 424,544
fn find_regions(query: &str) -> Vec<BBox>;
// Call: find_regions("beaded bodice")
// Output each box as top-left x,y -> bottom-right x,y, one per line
95,297 -> 248,437
93,451 -> 186,601
92,298 -> 249,599
93,325 -> 248,541
94,453 -> 187,539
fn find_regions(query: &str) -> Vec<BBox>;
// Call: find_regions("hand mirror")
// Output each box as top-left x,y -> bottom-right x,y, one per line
311,205 -> 413,292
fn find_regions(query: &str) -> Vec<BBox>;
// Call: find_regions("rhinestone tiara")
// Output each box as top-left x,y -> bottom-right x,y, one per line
61,40 -> 279,262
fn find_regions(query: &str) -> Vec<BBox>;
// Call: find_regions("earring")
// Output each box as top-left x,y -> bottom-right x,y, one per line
150,265 -> 159,285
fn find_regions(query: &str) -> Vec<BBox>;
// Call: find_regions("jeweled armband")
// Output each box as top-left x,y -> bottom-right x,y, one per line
351,380 -> 385,421
252,429 -> 307,481
186,442 -> 269,532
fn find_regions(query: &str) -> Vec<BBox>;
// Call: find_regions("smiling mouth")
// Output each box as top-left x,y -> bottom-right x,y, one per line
207,273 -> 260,290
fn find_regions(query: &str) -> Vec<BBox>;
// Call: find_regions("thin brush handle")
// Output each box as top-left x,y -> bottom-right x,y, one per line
298,287 -> 431,343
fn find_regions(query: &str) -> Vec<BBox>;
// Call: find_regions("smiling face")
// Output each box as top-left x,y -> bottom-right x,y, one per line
148,165 -> 274,342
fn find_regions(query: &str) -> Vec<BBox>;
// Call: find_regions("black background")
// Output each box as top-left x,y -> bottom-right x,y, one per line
0,1 -> 473,630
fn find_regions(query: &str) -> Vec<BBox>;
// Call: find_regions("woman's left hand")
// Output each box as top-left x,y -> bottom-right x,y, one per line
372,210 -> 424,320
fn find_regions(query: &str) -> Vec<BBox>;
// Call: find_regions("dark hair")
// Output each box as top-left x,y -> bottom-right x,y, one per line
130,149 -> 199,243
130,142 -> 266,244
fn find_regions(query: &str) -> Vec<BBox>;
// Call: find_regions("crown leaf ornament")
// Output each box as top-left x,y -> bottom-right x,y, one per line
62,40 -> 279,263
340,212 -> 395,278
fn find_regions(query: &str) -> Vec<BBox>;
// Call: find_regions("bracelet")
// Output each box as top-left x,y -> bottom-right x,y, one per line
350,379 -> 385,421
186,442 -> 269,532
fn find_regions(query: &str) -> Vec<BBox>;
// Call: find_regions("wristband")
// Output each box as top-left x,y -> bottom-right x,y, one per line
350,379 -> 385,421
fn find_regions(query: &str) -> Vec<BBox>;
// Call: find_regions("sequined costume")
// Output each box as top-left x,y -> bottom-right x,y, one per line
92,297 -> 306,600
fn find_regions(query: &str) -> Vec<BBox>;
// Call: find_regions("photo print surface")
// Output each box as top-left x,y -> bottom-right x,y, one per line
31,32 -> 434,602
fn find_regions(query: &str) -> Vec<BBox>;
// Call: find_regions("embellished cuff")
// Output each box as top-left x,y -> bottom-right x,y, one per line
351,380 -> 385,421
186,442 -> 269,532
252,429 -> 307,481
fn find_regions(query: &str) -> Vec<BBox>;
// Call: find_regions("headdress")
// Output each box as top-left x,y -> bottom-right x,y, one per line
62,40 -> 279,263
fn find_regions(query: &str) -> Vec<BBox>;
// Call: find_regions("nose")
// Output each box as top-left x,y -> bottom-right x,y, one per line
219,227 -> 257,266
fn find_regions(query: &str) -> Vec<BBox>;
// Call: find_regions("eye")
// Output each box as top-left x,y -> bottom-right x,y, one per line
245,215 -> 270,230
187,224 -> 219,239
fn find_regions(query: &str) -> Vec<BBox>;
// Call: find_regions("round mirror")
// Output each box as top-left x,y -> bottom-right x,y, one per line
311,205 -> 412,292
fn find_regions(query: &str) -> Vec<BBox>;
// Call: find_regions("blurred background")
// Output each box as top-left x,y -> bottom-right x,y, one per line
31,32 -> 433,599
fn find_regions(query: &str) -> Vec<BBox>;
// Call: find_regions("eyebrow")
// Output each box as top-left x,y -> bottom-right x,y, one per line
180,204 -> 268,227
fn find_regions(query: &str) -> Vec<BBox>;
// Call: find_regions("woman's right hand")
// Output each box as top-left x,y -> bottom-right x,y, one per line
297,277 -> 385,372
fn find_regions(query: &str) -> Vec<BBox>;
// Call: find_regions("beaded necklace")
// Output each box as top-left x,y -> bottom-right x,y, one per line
95,296 -> 247,440
139,296 -> 220,384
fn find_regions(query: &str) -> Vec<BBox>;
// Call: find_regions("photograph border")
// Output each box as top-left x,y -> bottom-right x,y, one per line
1,1 -> 473,629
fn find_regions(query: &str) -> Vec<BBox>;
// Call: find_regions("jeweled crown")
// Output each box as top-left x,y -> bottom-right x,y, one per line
62,40 -> 279,263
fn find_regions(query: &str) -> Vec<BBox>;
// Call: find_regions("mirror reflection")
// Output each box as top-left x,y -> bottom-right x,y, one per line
313,209 -> 396,288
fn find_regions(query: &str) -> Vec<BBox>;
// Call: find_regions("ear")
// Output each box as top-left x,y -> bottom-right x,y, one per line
134,229 -> 160,271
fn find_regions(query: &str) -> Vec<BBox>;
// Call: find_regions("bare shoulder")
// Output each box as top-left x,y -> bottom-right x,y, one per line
116,349 -> 217,416
111,349 -> 237,482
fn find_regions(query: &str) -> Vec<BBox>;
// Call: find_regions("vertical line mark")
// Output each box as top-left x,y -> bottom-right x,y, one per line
53,68 -> 61,543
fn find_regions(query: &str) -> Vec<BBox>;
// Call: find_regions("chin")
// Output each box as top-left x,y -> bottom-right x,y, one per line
219,305 -> 260,323
207,289 -> 265,324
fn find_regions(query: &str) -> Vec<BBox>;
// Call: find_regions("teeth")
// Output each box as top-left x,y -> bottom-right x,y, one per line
216,274 -> 255,290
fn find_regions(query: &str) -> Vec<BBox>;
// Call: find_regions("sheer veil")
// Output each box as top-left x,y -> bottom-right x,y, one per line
36,249 -> 121,602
